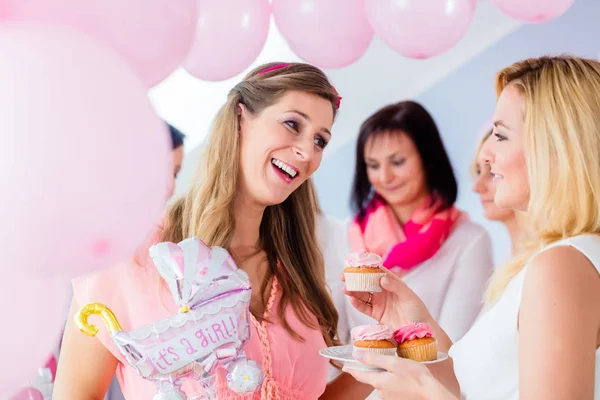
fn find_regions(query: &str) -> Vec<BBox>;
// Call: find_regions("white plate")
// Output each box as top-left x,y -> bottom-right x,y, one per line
320,345 -> 449,372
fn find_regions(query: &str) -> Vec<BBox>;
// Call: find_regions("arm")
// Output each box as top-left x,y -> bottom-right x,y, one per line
343,351 -> 459,400
321,372 -> 375,399
437,229 -> 494,341
53,298 -> 118,399
519,246 -> 600,400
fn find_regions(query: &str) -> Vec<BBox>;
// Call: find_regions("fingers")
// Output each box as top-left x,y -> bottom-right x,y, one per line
352,350 -> 406,373
341,285 -> 371,303
343,287 -> 375,316
343,368 -> 387,388
347,296 -> 375,317
379,268 -> 408,293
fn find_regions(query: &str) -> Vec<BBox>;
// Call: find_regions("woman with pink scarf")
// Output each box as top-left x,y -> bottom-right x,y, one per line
345,101 -> 494,344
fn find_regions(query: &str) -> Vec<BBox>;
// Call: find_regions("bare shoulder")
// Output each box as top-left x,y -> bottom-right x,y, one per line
518,242 -> 600,399
524,244 -> 600,314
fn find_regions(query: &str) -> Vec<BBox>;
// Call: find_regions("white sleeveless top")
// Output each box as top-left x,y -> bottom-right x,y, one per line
449,235 -> 600,400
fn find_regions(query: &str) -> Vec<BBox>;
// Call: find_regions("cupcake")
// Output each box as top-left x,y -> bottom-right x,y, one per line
351,324 -> 397,356
343,251 -> 385,292
394,322 -> 437,362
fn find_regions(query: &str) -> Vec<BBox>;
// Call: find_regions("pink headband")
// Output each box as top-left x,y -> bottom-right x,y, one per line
258,63 -> 342,109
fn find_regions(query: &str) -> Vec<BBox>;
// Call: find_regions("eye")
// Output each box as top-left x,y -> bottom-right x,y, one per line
494,132 -> 507,141
366,162 -> 379,170
392,158 -> 405,166
314,135 -> 328,149
284,119 -> 300,131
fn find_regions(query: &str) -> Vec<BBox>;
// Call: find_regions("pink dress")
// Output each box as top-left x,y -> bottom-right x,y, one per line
72,246 -> 328,399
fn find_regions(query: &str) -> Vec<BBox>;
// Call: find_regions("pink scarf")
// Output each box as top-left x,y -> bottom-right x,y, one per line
349,196 -> 466,272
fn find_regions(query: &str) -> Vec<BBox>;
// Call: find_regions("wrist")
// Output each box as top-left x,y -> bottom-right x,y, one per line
422,372 -> 457,400
420,315 -> 452,353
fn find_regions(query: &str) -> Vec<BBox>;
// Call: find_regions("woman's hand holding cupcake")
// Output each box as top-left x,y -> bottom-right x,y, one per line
344,322 -> 456,400
342,256 -> 432,334
343,351 -> 456,400
341,251 -> 460,399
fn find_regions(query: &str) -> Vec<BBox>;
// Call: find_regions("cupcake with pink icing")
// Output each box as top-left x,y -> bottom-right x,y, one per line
394,322 -> 437,362
343,251 -> 385,292
351,324 -> 396,356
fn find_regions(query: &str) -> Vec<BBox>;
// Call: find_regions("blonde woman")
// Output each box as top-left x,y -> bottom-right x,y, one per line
54,62 -> 371,399
343,55 -> 600,399
472,128 -> 523,255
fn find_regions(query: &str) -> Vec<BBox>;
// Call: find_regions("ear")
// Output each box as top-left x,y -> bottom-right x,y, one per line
237,103 -> 249,135
237,103 -> 248,117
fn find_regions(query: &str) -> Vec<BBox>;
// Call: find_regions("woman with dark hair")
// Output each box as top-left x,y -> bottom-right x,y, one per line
346,101 -> 494,344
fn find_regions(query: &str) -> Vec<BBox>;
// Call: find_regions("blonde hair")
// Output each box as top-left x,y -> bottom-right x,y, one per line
162,63 -> 341,348
485,55 -> 600,303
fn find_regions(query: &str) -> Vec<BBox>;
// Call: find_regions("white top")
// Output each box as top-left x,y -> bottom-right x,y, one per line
450,235 -> 600,400
316,214 -> 354,382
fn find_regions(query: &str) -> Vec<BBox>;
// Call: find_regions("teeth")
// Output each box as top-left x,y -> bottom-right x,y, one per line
271,158 -> 297,178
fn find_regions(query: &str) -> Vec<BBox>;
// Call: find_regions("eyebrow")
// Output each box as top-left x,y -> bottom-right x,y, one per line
493,120 -> 511,130
365,151 -> 403,162
285,109 -> 332,136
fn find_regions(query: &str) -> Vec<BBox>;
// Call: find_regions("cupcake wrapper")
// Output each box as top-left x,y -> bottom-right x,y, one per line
397,340 -> 438,362
344,272 -> 385,292
353,345 -> 397,356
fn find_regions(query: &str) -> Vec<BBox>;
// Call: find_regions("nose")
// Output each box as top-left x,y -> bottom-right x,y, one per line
293,137 -> 315,162
479,136 -> 494,166
379,164 -> 394,184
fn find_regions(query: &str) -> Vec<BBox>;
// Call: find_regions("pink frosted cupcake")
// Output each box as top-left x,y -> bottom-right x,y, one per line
352,324 -> 397,356
343,251 -> 385,292
394,323 -> 437,362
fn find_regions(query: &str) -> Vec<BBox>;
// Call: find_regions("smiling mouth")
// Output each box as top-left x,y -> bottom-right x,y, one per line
490,171 -> 503,181
271,158 -> 299,181
382,183 -> 404,191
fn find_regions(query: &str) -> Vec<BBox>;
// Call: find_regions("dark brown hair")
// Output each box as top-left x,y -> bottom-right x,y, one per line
351,100 -> 457,222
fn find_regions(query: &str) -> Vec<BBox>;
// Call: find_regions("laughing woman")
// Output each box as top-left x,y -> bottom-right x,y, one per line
54,62 -> 371,399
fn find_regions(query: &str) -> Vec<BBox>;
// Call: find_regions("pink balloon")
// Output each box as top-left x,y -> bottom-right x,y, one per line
272,0 -> 373,69
0,22 -> 171,279
183,0 -> 270,81
490,0 -> 574,23
1,0 -> 197,87
365,0 -> 477,59
2,275 -> 69,396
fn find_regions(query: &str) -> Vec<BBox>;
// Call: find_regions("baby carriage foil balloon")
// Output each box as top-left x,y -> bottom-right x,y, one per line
75,237 -> 264,399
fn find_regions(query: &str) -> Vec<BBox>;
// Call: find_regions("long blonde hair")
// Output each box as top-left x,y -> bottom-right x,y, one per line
162,63 -> 341,347
485,55 -> 600,303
